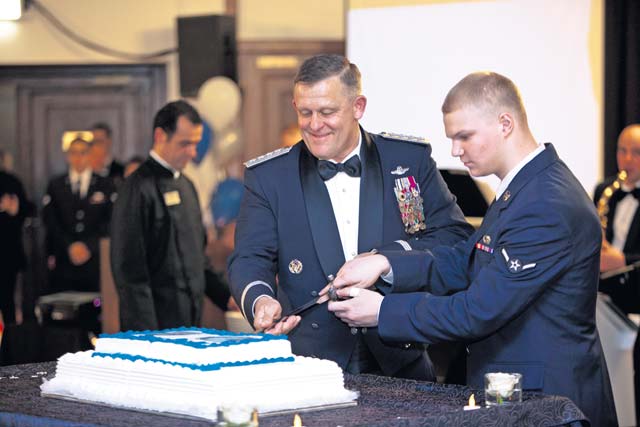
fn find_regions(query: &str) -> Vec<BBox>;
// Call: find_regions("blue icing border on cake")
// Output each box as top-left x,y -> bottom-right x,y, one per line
91,352 -> 295,371
97,327 -> 288,349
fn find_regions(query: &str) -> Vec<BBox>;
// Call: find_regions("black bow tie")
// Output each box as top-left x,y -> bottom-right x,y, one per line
317,156 -> 362,181
611,188 -> 640,203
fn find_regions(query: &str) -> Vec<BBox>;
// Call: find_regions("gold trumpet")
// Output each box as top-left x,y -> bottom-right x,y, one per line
597,170 -> 628,234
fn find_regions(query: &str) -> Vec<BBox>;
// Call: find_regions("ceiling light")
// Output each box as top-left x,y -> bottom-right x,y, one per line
0,0 -> 25,21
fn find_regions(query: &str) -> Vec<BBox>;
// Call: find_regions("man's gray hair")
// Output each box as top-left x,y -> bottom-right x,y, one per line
294,54 -> 362,96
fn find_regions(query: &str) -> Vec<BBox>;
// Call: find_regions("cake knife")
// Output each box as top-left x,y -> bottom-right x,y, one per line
281,274 -> 338,318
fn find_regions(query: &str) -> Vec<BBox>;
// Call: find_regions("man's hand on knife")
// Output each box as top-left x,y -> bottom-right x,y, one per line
253,297 -> 301,334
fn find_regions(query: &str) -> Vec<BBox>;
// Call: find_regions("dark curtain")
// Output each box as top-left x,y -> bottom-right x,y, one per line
604,0 -> 640,177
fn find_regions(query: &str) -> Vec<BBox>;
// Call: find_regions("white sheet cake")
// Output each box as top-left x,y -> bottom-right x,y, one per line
41,327 -> 358,421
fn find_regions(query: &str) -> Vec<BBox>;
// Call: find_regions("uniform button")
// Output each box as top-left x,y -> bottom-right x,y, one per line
351,252 -> 356,257
75,223 -> 85,232
350,327 -> 358,335
346,220 -> 351,225
466,346 -> 470,354
311,290 -> 318,297
404,343 -> 411,349
342,188 -> 346,193
311,323 -> 319,329
310,354 -> 318,358
75,210 -> 85,220
362,327 -> 368,334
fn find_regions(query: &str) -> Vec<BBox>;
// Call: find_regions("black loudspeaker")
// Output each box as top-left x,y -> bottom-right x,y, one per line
177,15 -> 237,97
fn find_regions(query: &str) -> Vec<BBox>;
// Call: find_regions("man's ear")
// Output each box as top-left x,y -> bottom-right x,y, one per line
498,112 -> 515,137
153,127 -> 167,145
353,95 -> 367,120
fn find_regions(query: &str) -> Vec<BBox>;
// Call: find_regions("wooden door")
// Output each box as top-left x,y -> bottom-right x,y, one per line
0,64 -> 166,320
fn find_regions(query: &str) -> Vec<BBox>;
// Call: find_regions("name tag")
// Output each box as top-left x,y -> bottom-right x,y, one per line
163,190 -> 181,206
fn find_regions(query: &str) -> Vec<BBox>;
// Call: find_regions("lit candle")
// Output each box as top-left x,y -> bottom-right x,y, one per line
292,413 -> 305,427
463,393 -> 481,410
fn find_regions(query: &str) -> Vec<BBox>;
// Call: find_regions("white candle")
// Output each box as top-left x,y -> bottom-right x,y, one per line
464,393 -> 481,410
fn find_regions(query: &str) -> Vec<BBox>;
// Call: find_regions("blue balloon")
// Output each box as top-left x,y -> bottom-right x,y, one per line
210,178 -> 244,228
194,120 -> 214,164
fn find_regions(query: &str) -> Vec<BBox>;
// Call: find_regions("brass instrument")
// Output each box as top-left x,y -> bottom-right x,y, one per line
597,170 -> 627,234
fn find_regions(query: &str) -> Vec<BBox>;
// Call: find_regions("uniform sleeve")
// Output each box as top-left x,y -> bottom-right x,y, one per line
379,239 -> 473,296
382,144 -> 474,252
227,167 -> 278,327
378,207 -> 575,344
110,179 -> 157,330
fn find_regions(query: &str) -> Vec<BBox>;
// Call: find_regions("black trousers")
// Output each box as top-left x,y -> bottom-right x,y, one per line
0,267 -> 18,325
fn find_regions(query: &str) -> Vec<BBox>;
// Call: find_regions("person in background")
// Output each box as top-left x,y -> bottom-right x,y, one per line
326,71 -> 616,427
0,150 -> 35,325
595,124 -> 640,276
90,123 -> 124,185
43,137 -> 115,293
123,155 -> 144,179
593,123 -> 640,425
110,101 -> 207,331
228,54 -> 472,380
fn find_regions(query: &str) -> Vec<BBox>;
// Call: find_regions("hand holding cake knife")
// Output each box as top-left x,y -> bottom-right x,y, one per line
255,275 -> 338,334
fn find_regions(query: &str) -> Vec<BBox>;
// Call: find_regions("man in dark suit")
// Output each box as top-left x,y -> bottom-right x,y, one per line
595,124 -> 640,307
90,123 -> 125,186
327,72 -> 617,426
43,137 -> 116,293
228,54 -> 473,380
110,101 -> 206,331
0,151 -> 35,325
594,123 -> 640,424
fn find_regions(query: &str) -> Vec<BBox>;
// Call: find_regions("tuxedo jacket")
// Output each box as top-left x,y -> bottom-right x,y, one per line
594,177 -> 640,264
228,128 -> 473,379
378,144 -> 616,426
42,172 -> 115,291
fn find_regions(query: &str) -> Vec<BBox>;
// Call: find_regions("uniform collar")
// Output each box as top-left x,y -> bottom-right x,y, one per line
493,143 -> 559,208
150,150 -> 180,179
495,144 -> 545,200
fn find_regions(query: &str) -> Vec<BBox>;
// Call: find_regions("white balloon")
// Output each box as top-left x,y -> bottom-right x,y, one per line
197,77 -> 241,132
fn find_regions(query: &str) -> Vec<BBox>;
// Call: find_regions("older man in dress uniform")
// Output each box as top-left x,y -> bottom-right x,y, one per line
228,54 -> 473,380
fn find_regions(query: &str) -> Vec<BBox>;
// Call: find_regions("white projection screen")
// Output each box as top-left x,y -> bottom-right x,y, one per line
347,0 -> 603,193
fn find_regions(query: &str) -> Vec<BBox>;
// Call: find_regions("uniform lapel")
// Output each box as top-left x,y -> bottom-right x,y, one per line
299,145 -> 346,279
357,129 -> 383,252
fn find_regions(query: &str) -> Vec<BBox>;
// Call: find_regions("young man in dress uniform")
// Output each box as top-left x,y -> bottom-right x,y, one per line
110,101 -> 207,331
43,137 -> 116,293
228,54 -> 473,380
327,71 -> 617,426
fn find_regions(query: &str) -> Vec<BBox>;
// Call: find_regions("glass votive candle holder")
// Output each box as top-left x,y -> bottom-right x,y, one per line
484,372 -> 522,406
219,404 -> 257,426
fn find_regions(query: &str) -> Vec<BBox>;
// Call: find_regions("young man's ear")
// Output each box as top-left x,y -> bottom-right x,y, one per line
498,113 -> 515,137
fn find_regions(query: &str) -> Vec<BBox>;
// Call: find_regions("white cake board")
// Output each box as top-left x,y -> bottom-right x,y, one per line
42,391 -> 357,422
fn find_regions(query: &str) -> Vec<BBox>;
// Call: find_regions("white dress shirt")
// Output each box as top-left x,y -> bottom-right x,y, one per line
69,168 -> 92,199
494,144 -> 545,200
612,182 -> 640,251
323,136 -> 362,262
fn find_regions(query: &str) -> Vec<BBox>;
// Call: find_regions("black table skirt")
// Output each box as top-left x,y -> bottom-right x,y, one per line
0,362 -> 588,427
